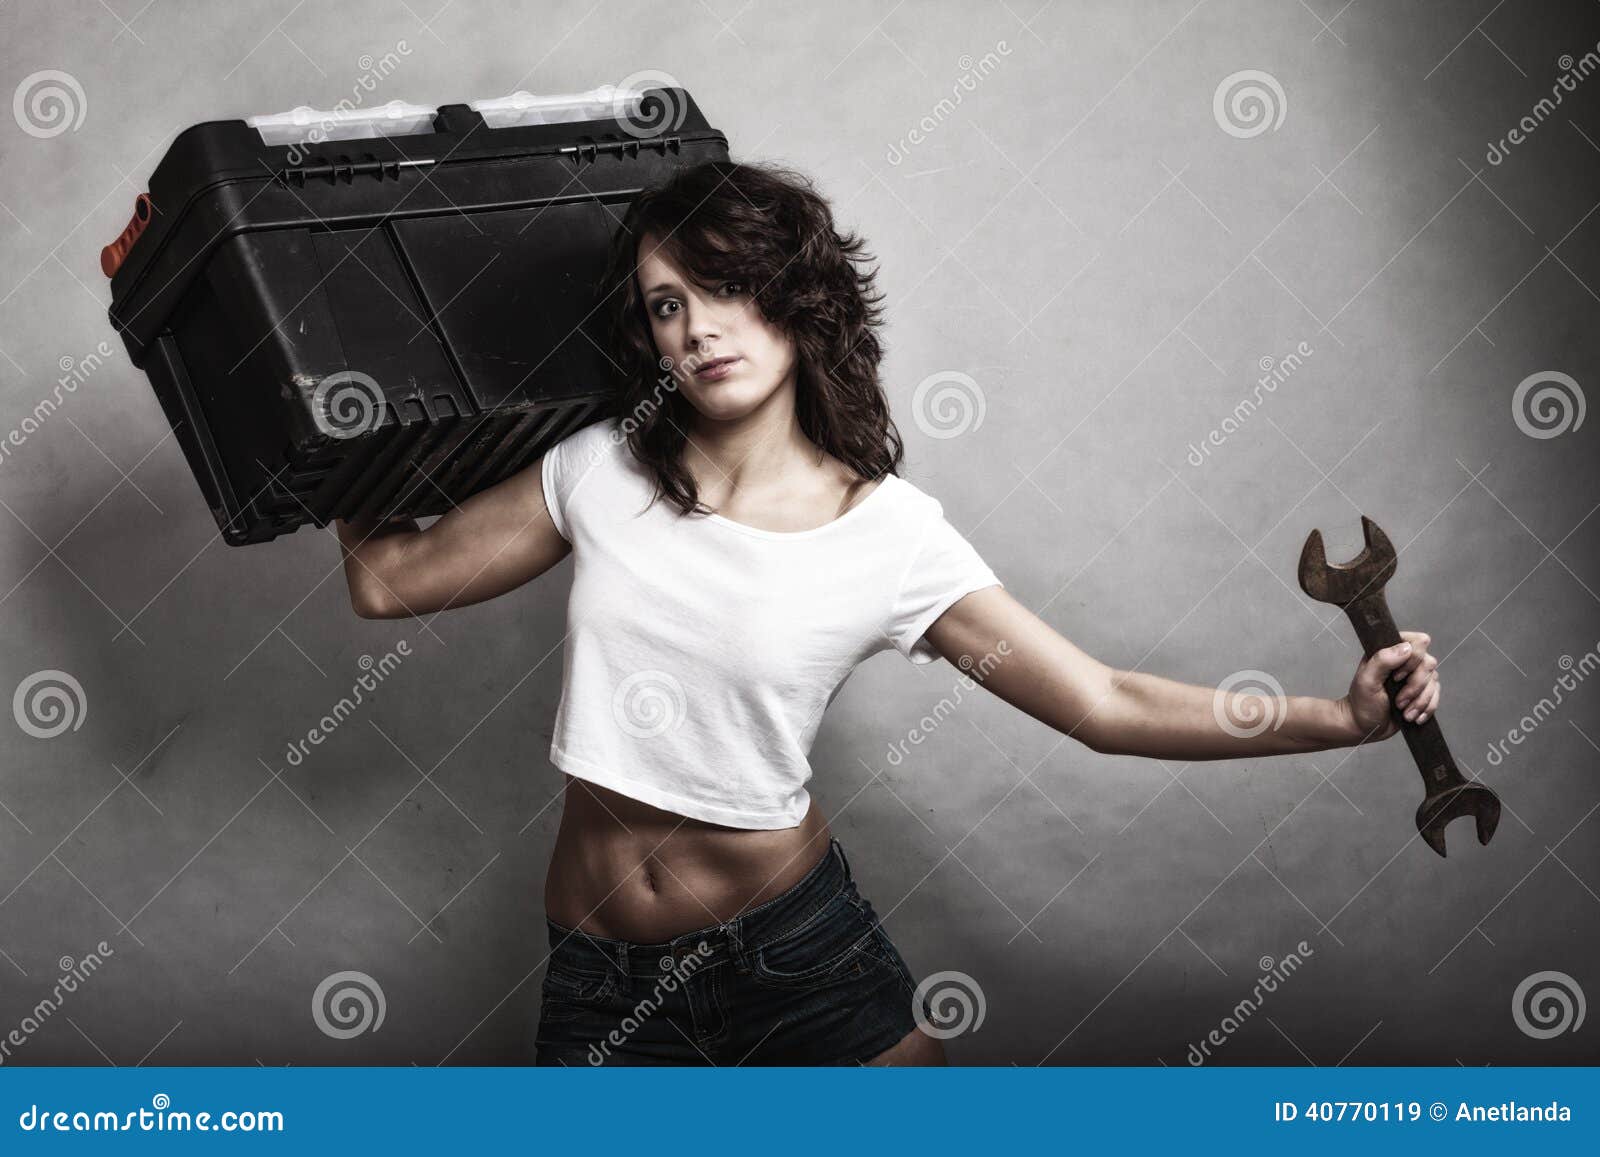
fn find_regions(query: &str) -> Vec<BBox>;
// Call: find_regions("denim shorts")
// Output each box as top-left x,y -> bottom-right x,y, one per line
534,838 -> 933,1065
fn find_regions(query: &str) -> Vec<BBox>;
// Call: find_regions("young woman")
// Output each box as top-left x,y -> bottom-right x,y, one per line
334,160 -> 1440,1067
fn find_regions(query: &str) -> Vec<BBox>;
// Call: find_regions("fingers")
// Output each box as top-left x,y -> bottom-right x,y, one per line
1401,676 -> 1440,723
1392,630 -> 1431,675
1393,629 -> 1439,722
1396,651 -> 1438,710
1367,639 -> 1417,687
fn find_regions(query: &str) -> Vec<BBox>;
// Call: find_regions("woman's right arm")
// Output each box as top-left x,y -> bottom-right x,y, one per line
335,454 -> 571,619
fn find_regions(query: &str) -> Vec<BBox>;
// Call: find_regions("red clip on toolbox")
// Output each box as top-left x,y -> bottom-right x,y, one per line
104,87 -> 728,546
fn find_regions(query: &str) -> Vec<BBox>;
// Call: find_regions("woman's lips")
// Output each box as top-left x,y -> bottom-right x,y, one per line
695,357 -> 741,381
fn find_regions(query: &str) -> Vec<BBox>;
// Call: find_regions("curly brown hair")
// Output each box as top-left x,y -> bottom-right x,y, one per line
591,159 -> 906,518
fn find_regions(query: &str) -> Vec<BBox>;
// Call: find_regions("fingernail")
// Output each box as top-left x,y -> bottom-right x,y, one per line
1399,642 -> 1412,653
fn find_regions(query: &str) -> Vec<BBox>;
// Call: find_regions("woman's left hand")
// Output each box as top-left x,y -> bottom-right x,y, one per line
1341,629 -> 1439,744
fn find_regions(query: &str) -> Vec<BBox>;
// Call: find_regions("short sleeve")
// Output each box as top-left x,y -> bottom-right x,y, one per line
887,501 -> 1003,664
538,419 -> 613,543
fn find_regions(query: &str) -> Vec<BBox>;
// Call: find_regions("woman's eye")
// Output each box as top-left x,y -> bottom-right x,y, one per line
653,300 -> 679,318
719,281 -> 745,296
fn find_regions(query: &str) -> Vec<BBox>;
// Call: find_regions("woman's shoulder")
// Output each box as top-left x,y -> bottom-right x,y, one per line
872,471 -> 943,518
549,415 -> 632,475
564,414 -> 624,452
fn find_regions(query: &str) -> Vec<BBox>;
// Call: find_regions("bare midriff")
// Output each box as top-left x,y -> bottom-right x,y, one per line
542,775 -> 834,943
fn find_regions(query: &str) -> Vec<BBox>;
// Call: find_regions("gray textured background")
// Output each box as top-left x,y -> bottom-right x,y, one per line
1,0 -> 1596,1066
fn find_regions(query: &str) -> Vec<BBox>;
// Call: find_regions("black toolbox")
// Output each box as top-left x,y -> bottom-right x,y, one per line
104,87 -> 728,546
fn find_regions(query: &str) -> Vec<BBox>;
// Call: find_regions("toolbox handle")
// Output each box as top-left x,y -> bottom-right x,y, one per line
467,86 -> 646,129
247,99 -> 440,146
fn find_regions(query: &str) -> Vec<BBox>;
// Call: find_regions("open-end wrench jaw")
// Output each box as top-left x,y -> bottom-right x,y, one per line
1417,784 -> 1502,858
1297,515 -> 1396,605
1296,514 -> 1500,858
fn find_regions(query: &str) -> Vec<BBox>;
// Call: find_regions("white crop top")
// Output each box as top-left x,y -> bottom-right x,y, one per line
538,416 -> 1004,829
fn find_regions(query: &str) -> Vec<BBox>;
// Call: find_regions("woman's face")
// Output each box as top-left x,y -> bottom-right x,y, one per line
636,231 -> 797,421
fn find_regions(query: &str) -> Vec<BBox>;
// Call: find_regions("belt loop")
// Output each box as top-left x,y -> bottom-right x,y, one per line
723,919 -> 748,973
831,836 -> 851,880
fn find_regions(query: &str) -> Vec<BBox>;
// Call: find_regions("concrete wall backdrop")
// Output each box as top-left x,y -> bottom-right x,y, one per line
0,0 -> 1595,1065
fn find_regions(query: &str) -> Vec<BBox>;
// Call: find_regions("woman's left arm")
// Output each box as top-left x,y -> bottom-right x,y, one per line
920,587 -> 1440,759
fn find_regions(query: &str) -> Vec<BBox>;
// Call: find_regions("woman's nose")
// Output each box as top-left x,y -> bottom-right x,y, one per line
683,305 -> 719,348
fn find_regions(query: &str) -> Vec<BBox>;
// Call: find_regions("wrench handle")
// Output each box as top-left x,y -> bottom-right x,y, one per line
1342,593 -> 1465,795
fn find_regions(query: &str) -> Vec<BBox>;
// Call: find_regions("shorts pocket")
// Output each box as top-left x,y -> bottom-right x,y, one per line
848,896 -> 914,981
539,958 -> 617,1022
751,888 -> 883,989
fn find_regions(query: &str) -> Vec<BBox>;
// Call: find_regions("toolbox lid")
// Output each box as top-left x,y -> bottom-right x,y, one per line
467,86 -> 646,129
104,85 -> 725,365
242,86 -> 650,145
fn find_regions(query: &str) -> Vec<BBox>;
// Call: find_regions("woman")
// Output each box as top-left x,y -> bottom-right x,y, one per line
334,160 -> 1440,1066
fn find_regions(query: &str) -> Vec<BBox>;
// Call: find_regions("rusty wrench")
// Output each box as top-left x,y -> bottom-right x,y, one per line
1297,515 -> 1500,857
